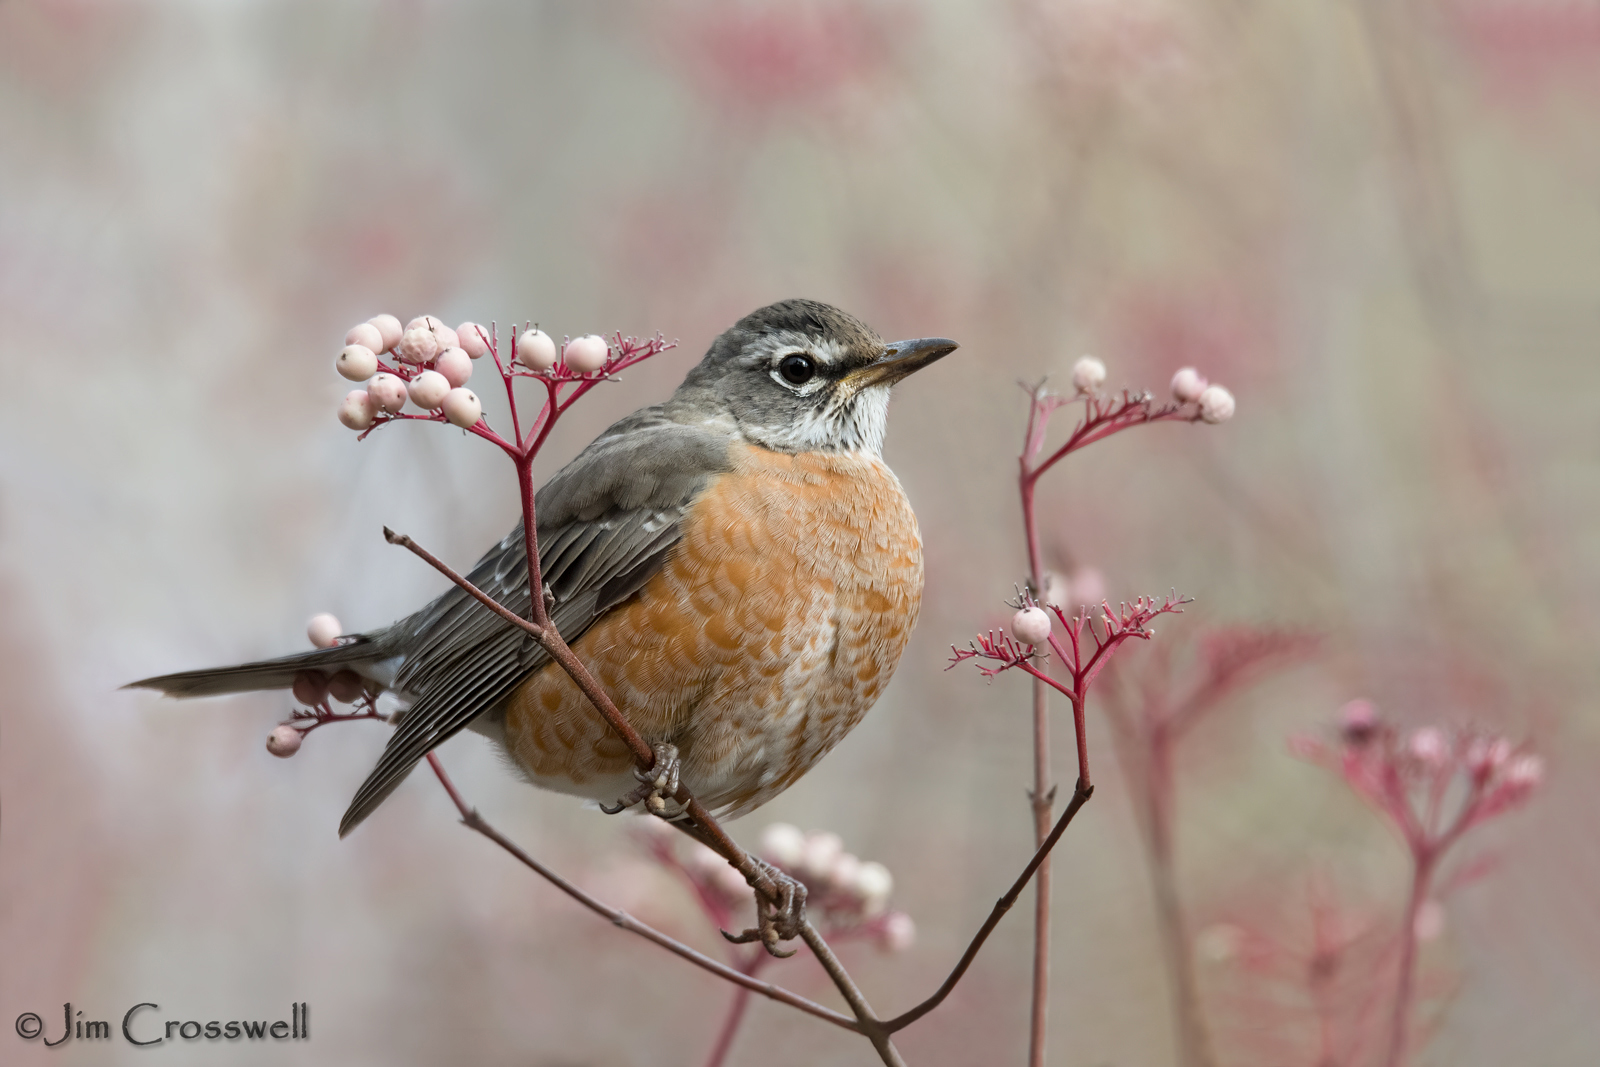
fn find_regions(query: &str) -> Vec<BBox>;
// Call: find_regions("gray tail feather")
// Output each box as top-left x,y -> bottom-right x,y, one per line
124,638 -> 383,698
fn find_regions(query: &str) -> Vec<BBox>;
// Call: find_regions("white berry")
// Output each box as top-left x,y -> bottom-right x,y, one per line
434,346 -> 473,388
367,372 -> 408,414
564,334 -> 610,374
345,322 -> 384,353
396,327 -> 439,365
1011,606 -> 1052,645
337,344 -> 378,382
307,613 -> 342,648
1171,366 -> 1208,403
408,370 -> 451,410
367,314 -> 402,352
266,725 -> 303,758
1071,356 -> 1107,394
517,329 -> 558,372
855,861 -> 893,915
337,390 -> 377,430
1198,384 -> 1236,424
457,322 -> 490,359
760,822 -> 806,869
442,387 -> 482,428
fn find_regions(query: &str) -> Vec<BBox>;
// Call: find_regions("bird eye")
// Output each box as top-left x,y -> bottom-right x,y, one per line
778,353 -> 815,385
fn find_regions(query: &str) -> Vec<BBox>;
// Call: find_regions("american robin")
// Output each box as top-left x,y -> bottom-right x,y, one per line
130,299 -> 956,837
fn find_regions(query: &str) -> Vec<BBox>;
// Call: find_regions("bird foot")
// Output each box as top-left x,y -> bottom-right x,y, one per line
721,859 -> 808,958
599,743 -> 681,816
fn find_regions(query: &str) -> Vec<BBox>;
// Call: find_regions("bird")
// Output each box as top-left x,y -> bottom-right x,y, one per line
128,299 -> 957,838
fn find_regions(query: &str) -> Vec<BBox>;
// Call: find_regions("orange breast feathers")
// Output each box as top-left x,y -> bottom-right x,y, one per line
501,441 -> 924,815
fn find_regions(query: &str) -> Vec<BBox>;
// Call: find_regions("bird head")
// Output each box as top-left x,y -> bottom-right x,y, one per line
672,299 -> 957,454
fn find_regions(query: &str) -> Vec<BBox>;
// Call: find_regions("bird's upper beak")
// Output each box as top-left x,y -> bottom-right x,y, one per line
847,336 -> 960,389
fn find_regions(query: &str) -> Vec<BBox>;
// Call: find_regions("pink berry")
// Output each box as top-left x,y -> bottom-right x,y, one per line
396,327 -> 439,365
442,387 -> 482,428
563,334 -> 610,374
307,612 -> 342,648
457,322 -> 491,359
517,329 -> 557,372
800,831 -> 843,880
368,372 -> 408,414
292,670 -> 329,706
368,314 -> 403,352
345,322 -> 384,352
1171,366 -> 1208,403
880,912 -> 916,952
266,725 -> 303,758
327,670 -> 364,704
1339,699 -> 1378,743
408,369 -> 451,410
337,390 -> 377,431
1071,356 -> 1106,394
434,346 -> 473,388
1011,606 -> 1052,645
1198,384 -> 1235,424
1408,727 -> 1448,766
337,344 -> 378,382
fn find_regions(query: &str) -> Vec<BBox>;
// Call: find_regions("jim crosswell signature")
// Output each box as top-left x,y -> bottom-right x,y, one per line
15,1002 -> 309,1046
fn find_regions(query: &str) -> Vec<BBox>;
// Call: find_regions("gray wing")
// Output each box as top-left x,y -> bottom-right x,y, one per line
338,412 -> 732,836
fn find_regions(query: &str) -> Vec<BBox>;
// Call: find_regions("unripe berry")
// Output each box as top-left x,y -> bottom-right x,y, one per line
338,390 -> 377,431
307,613 -> 342,648
564,334 -> 610,374
407,369 -> 451,410
337,344 -> 378,382
368,372 -> 408,414
396,327 -> 439,365
368,314 -> 403,352
345,322 -> 384,353
517,329 -> 557,372
1171,366 -> 1208,403
801,831 -> 843,880
1408,727 -> 1447,766
442,387 -> 482,428
266,725 -> 303,758
1198,384 -> 1235,424
1011,606 -> 1052,645
829,852 -> 862,894
1071,356 -> 1107,394
457,322 -> 491,359
327,670 -> 364,704
434,346 -> 473,387
291,670 -> 329,706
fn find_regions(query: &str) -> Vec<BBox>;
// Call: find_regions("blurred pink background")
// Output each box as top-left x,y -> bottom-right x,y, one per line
2,1 -> 1597,1064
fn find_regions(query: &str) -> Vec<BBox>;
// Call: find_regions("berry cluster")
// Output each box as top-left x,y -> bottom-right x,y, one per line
1068,355 -> 1235,423
332,312 -> 624,436
638,820 -> 914,953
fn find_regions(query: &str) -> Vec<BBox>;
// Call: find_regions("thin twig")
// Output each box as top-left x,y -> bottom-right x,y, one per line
882,782 -> 1094,1033
421,753 -> 861,1033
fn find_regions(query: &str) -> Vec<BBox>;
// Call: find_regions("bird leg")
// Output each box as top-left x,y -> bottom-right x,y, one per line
599,742 -> 681,815
721,858 -> 808,958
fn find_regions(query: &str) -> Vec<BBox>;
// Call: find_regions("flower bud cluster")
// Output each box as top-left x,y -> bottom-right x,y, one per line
334,313 -> 487,432
1293,702 -> 1544,852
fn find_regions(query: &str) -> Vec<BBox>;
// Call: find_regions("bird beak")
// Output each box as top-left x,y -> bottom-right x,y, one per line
848,337 -> 959,389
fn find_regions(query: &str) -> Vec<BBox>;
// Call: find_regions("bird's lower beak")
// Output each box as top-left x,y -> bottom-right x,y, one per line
848,337 -> 960,389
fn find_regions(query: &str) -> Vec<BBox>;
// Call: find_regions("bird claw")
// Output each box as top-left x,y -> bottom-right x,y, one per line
720,859 -> 807,958
599,743 -> 681,816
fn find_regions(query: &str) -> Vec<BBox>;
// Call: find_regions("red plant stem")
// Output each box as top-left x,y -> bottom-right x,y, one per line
1019,436 -> 1056,1067
514,453 -> 549,627
704,955 -> 767,1067
420,753 -> 859,1032
1384,849 -> 1436,1067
